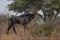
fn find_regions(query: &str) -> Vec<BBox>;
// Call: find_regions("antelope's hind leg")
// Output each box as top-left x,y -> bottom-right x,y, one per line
7,23 -> 14,35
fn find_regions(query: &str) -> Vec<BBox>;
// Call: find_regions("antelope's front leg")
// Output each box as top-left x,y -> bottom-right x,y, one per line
13,27 -> 17,34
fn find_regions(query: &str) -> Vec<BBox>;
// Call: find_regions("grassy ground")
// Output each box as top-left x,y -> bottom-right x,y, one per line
0,20 -> 60,40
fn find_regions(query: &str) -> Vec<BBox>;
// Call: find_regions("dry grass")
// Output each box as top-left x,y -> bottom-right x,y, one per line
0,20 -> 60,40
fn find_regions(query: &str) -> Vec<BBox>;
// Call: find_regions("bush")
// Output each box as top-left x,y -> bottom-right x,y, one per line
29,22 -> 42,37
41,23 -> 54,37
29,22 -> 54,37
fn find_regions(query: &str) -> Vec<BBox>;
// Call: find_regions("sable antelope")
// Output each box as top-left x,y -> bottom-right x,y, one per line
7,13 -> 35,34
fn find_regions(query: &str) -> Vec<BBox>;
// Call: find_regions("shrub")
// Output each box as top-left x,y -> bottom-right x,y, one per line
29,22 -> 42,37
29,22 -> 54,37
41,23 -> 54,37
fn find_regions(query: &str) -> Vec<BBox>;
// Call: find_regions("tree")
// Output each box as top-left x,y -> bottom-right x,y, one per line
8,0 -> 43,12
51,0 -> 60,20
8,0 -> 60,22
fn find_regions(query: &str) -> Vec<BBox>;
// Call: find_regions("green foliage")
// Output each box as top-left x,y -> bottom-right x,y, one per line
41,23 -> 54,37
51,0 -> 60,9
29,23 -> 54,37
8,0 -> 43,12
8,0 -> 60,21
